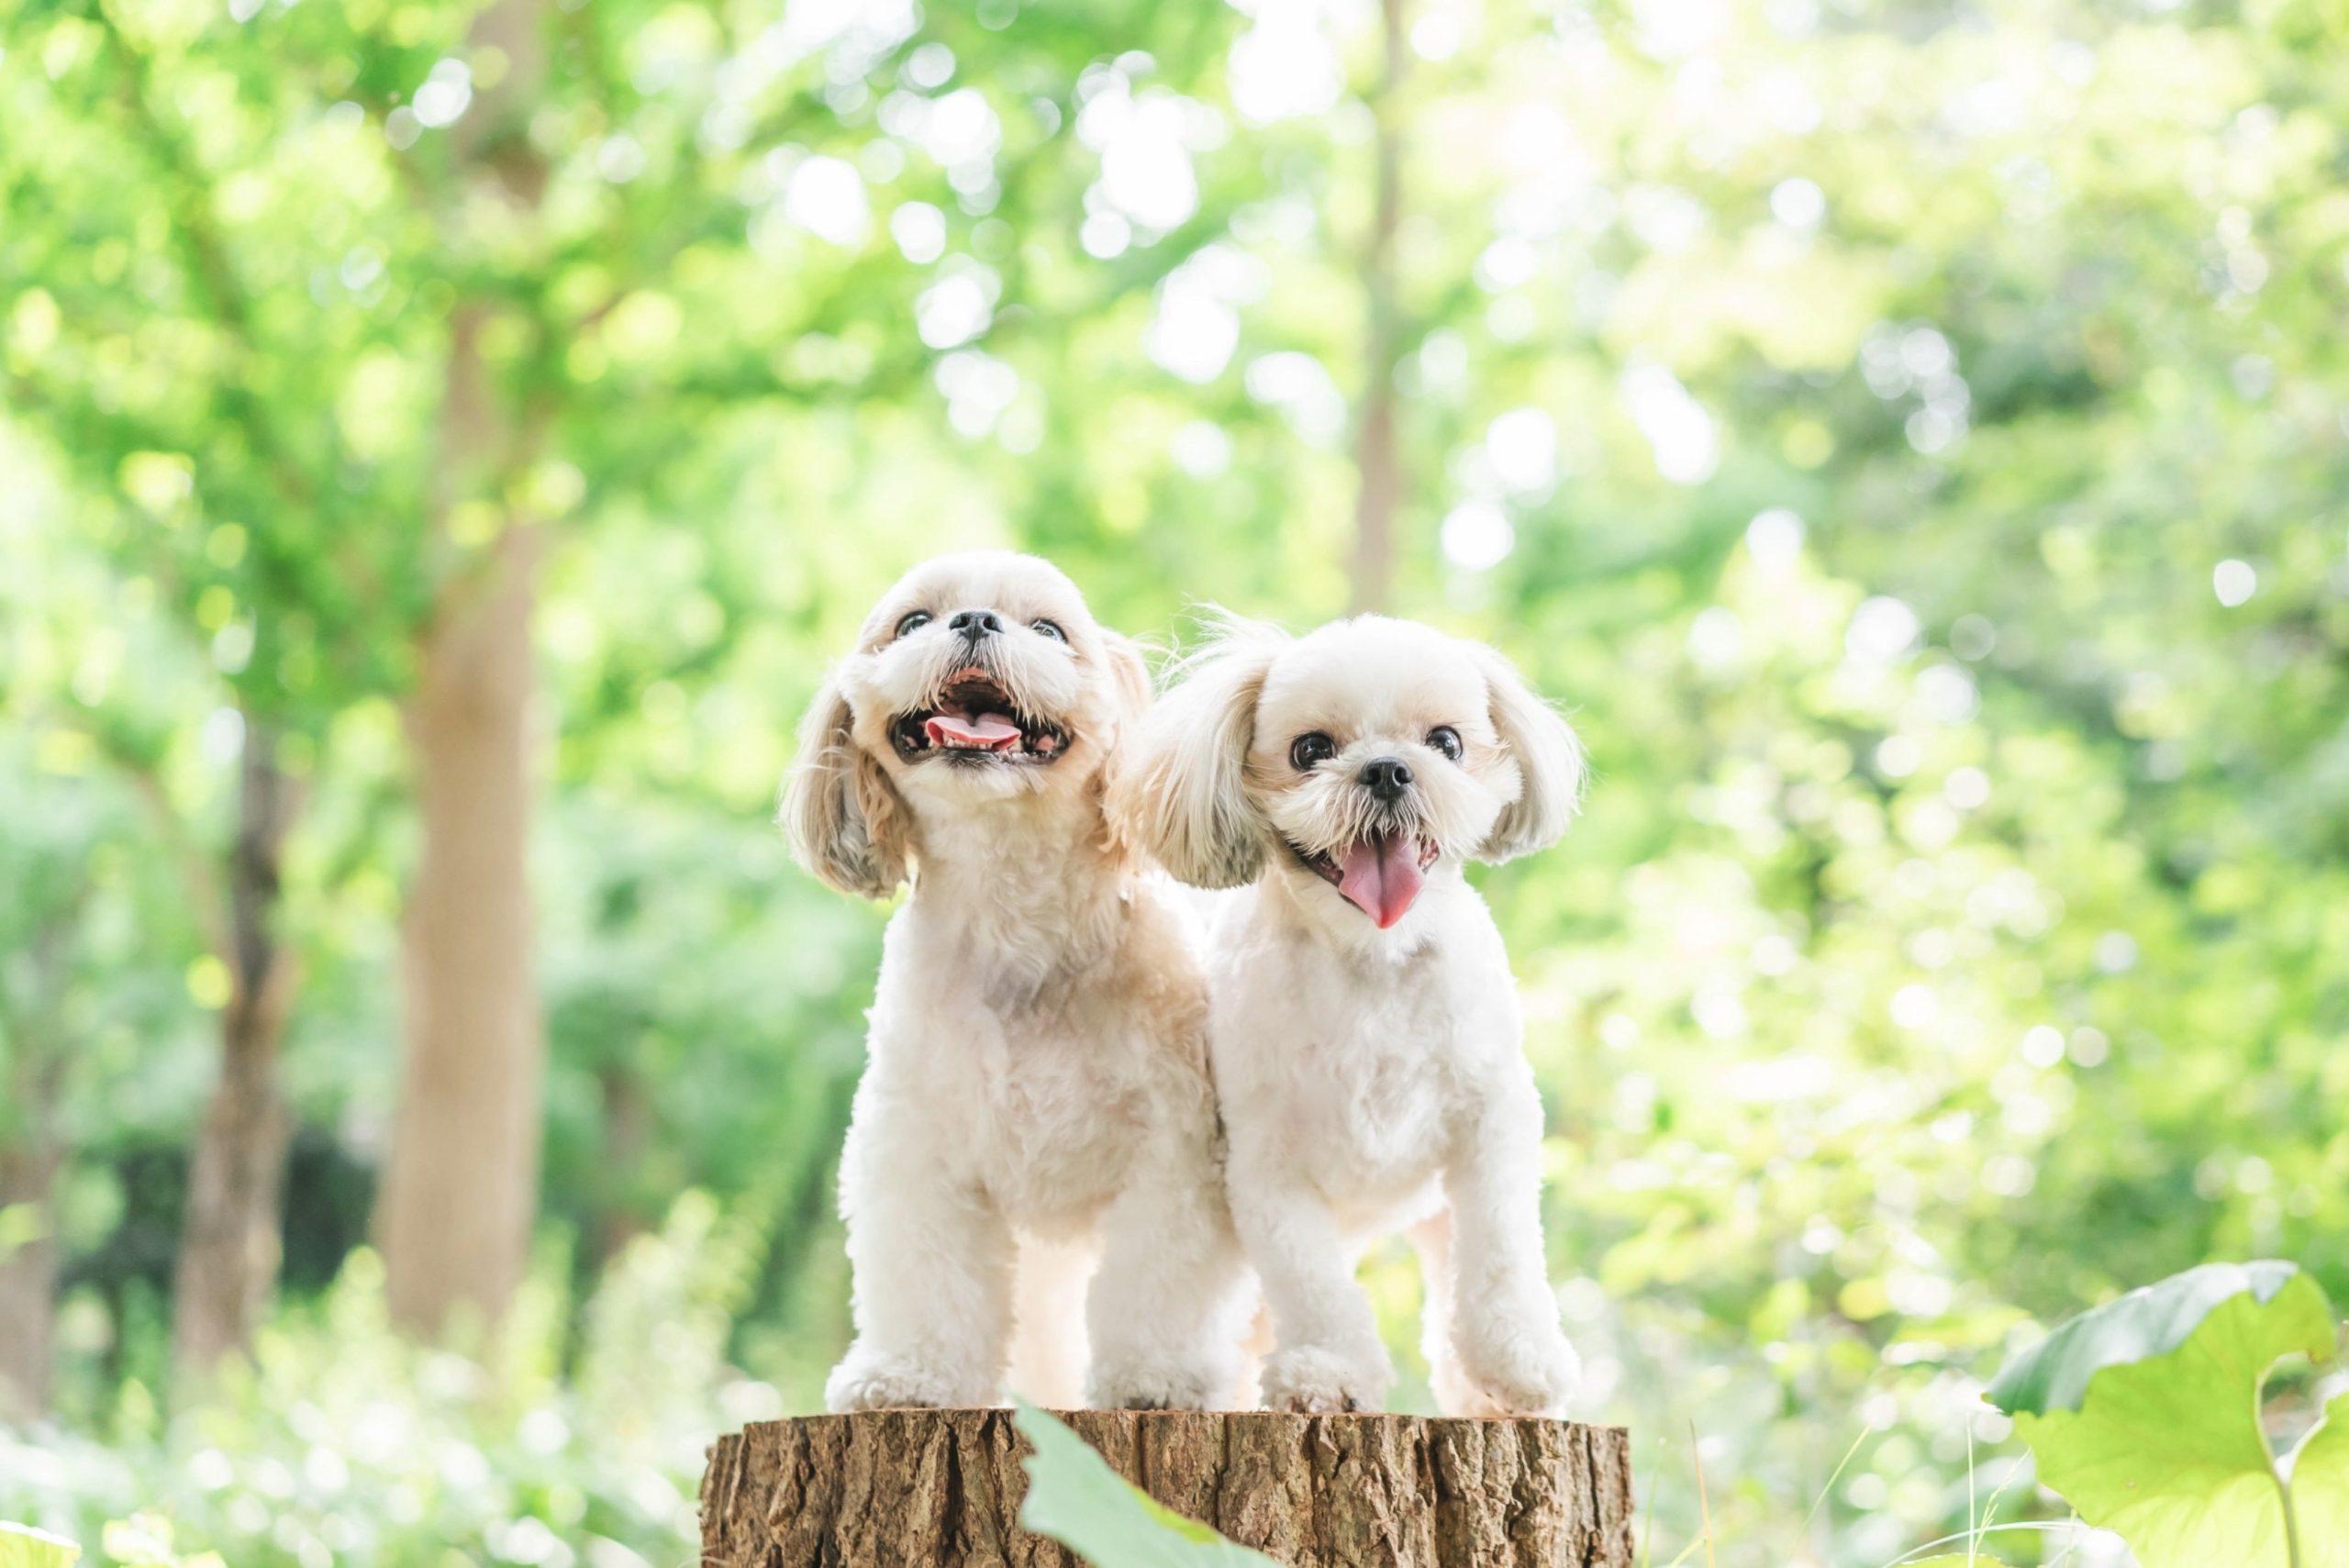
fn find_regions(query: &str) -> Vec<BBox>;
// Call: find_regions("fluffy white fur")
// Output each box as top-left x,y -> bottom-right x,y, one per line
784,551 -> 1248,1412
1110,614 -> 1586,1416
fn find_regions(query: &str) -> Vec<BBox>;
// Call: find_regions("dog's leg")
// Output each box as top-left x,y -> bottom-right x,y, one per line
1408,1209 -> 1477,1417
1231,1291 -> 1274,1409
1008,1229 -> 1096,1409
1085,1129 -> 1251,1409
1227,1143 -> 1392,1413
1440,1092 -> 1579,1417
826,1121 -> 1014,1411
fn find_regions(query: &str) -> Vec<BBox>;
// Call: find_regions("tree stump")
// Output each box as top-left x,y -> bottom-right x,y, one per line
701,1409 -> 1636,1567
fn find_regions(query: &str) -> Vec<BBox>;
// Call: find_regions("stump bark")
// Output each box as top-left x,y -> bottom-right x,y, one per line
701,1409 -> 1636,1567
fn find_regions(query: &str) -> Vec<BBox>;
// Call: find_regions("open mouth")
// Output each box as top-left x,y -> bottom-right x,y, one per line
889,666 -> 1071,766
1288,830 -> 1439,929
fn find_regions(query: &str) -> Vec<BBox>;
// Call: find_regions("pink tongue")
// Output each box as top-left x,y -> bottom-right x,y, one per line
926,710 -> 1021,751
1336,833 -> 1424,929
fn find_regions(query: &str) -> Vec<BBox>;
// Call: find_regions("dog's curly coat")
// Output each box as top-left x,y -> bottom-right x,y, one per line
785,551 -> 1247,1412
1110,613 -> 1586,1417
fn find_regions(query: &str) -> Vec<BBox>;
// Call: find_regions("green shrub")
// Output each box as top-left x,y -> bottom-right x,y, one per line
0,1195 -> 774,1568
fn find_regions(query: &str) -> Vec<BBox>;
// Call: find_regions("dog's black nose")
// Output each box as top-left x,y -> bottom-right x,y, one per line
949,608 -> 1003,639
1362,756 -> 1413,802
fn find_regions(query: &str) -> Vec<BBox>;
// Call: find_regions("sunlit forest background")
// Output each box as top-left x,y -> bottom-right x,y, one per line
3,0 -> 2345,1562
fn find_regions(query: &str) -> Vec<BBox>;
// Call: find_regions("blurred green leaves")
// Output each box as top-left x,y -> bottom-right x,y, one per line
95,1516 -> 215,1568
0,1195 -> 763,1567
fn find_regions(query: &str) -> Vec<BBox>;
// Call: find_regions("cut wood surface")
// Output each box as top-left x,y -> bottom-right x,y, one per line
702,1408 -> 1636,1567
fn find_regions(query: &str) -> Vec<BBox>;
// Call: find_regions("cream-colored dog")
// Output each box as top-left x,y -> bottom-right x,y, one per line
785,551 -> 1245,1411
1111,614 -> 1586,1416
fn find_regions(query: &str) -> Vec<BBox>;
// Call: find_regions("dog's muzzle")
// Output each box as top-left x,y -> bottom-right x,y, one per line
888,664 -> 1070,766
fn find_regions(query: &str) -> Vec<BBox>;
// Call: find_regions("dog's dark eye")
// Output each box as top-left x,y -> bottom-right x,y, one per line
1427,726 -> 1464,762
1290,732 -> 1337,771
894,611 -> 932,639
1030,618 -> 1066,642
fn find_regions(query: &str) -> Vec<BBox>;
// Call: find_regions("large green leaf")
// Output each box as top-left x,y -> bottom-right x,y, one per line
1987,1261 -> 2314,1416
1987,1262 -> 2339,1568
0,1524 -> 81,1568
1013,1404 -> 1275,1568
2286,1392 -> 2349,1568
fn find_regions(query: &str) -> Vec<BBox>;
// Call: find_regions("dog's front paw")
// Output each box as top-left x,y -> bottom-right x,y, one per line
1261,1342 -> 1392,1414
1453,1321 -> 1580,1418
825,1345 -> 985,1412
1087,1351 -> 1232,1412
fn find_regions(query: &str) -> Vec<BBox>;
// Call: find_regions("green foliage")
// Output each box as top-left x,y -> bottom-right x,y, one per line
2292,1396 -> 2349,1568
1013,1405 -> 1275,1568
1988,1262 -> 2324,1419
0,1196 -> 766,1567
0,1524 -> 80,1568
1989,1262 -> 2348,1568
0,1207 -> 44,1266
95,1517 -> 216,1568
2,0 -> 2347,1564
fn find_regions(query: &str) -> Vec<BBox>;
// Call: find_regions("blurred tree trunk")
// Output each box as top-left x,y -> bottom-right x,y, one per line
384,518 -> 546,1332
172,714 -> 300,1375
593,1059 -> 653,1269
0,960 -> 69,1420
377,0 -> 552,1335
1348,0 -> 1408,616
0,1139 -> 59,1421
0,902 -> 76,1418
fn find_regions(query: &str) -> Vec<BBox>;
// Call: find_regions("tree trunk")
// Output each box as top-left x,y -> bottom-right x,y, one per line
1347,0 -> 1408,617
701,1410 -> 1636,1568
375,0 -> 552,1337
0,904 -> 77,1420
592,1059 -> 652,1269
171,713 -> 299,1375
381,521 -> 547,1334
0,1140 -> 60,1421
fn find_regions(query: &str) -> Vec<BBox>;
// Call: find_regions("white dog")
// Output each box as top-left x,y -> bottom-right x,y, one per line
784,551 -> 1246,1412
1110,614 -> 1586,1417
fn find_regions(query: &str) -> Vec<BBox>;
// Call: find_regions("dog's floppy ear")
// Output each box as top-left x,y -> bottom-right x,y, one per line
781,669 -> 914,899
1097,629 -> 1153,732
1473,644 -> 1586,863
1109,617 -> 1286,888
1089,630 -> 1159,872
